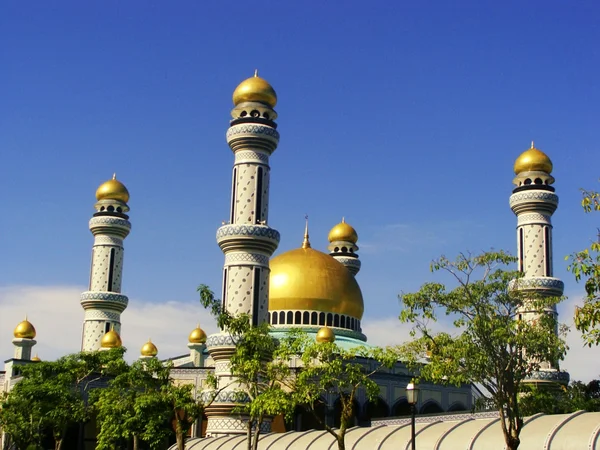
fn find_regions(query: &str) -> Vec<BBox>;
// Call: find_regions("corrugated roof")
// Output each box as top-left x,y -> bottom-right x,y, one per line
173,412 -> 600,449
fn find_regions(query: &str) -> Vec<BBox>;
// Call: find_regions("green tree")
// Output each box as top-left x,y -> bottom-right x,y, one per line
397,251 -> 567,450
519,379 -> 600,416
198,285 -> 296,450
0,349 -> 125,450
567,184 -> 600,346
278,330 -> 397,450
92,357 -> 206,450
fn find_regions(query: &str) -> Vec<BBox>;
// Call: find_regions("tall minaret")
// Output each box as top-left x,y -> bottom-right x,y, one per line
204,72 -> 281,436
509,142 -> 569,386
80,175 -> 131,352
327,218 -> 361,276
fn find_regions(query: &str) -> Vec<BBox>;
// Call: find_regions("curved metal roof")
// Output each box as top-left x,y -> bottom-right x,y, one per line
174,411 -> 600,450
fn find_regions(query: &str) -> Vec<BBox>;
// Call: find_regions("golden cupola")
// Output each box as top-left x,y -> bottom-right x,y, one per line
269,224 -> 364,326
140,339 -> 158,357
328,218 -> 358,244
514,142 -> 553,175
232,71 -> 277,108
316,326 -> 336,343
14,318 -> 36,339
96,174 -> 130,203
100,330 -> 122,349
189,326 -> 207,344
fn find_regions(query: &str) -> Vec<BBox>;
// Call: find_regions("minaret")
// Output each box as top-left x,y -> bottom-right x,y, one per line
509,142 -> 569,386
327,218 -> 361,276
188,325 -> 207,367
80,175 -> 131,352
204,72 -> 280,436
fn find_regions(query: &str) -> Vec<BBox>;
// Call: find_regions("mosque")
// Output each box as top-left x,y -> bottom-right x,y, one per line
2,74 -> 594,450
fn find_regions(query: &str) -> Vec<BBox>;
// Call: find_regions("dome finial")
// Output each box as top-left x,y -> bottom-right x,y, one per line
112,173 -> 116,180
531,141 -> 534,149
302,215 -> 311,249
254,69 -> 258,77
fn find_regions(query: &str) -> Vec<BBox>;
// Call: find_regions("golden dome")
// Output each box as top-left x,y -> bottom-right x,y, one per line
96,174 -> 130,203
232,71 -> 277,108
31,354 -> 41,362
189,326 -> 207,344
269,247 -> 364,319
328,218 -> 358,244
316,326 -> 336,343
514,142 -> 553,174
14,318 -> 36,339
141,339 -> 158,357
100,330 -> 122,349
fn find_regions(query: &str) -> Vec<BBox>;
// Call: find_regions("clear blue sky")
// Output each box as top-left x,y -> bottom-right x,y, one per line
1,2 -> 599,375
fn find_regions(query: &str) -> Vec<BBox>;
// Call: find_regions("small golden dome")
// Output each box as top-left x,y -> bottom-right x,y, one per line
100,330 -> 122,349
316,326 -> 336,343
269,247 -> 364,319
31,354 -> 41,362
328,218 -> 358,244
141,339 -> 158,357
514,142 -> 553,174
14,319 -> 36,339
189,326 -> 207,344
232,72 -> 277,108
96,174 -> 130,203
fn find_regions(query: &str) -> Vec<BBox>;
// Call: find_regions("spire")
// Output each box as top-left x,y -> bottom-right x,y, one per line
531,141 -> 535,149
112,173 -> 117,180
302,215 -> 311,249
254,69 -> 258,77
341,217 -> 345,223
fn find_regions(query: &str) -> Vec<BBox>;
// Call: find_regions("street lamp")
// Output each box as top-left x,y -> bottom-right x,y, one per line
406,381 -> 419,450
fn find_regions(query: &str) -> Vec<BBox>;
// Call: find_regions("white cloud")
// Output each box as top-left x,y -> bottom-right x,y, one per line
0,285 -> 217,363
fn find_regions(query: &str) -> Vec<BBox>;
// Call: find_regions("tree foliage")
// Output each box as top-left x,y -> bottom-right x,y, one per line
519,379 -> 600,416
91,356 -> 205,450
397,251 -> 567,450
567,184 -> 600,346
278,331 -> 397,450
0,349 -> 125,450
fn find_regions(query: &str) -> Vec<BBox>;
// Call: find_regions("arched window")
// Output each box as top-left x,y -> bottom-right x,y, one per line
303,312 -> 309,324
295,311 -> 302,324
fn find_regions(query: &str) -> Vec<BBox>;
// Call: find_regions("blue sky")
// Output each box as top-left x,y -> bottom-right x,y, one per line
1,2 -> 599,379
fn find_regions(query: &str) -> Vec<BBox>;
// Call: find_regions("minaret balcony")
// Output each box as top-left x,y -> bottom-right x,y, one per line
509,191 -> 559,215
216,224 -> 280,254
80,291 -> 129,312
509,276 -> 564,297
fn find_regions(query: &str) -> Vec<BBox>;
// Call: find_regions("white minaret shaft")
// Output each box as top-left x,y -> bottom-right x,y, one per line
205,74 -> 280,436
510,142 -> 568,385
80,176 -> 131,351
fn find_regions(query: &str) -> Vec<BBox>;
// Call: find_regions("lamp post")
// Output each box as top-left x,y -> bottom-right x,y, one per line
406,381 -> 419,450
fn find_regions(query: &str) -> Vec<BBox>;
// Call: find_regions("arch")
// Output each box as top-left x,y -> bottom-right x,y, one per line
340,315 -> 346,328
447,401 -> 467,412
287,311 -> 293,324
319,312 -> 325,325
279,311 -> 285,324
272,312 -> 278,325
311,312 -> 318,325
334,314 -> 340,327
364,397 -> 390,421
295,311 -> 301,324
420,400 -> 443,415
303,311 -> 309,324
333,396 -> 360,428
326,313 -> 333,326
392,398 -> 411,417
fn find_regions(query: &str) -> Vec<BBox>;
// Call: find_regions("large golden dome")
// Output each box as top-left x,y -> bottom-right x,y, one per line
14,319 -> 36,339
328,218 -> 358,244
514,142 -> 553,174
269,247 -> 364,319
96,174 -> 130,203
100,330 -> 122,349
232,72 -> 277,108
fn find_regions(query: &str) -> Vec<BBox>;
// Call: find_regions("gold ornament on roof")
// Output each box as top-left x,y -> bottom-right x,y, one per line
96,174 -> 130,203
269,230 -> 365,319
100,329 -> 122,349
31,354 -> 41,362
514,141 -> 553,175
14,316 -> 36,339
316,326 -> 336,343
141,339 -> 158,357
232,71 -> 277,108
189,325 -> 207,344
328,217 -> 358,244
